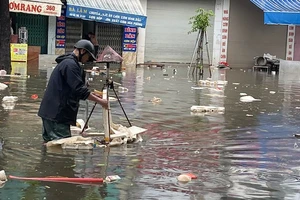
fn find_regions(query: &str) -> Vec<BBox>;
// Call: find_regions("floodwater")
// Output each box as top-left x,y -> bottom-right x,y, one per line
1,65 -> 300,200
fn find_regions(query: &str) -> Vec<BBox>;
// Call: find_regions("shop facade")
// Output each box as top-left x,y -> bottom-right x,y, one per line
143,0 -> 298,69
9,0 -> 62,54
50,0 -> 147,67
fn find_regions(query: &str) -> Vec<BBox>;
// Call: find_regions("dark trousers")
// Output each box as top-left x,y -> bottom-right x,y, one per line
42,118 -> 71,142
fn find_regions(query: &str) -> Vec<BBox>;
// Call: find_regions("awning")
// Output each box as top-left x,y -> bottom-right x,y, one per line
66,0 -> 147,28
250,0 -> 300,25
9,0 -> 63,17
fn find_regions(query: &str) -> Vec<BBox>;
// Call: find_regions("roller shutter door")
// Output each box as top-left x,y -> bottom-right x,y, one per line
145,0 -> 215,63
96,23 -> 123,56
65,18 -> 82,53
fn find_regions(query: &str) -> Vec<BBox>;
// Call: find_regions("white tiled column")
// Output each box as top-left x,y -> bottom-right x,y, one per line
47,16 -> 56,55
212,0 -> 230,66
137,0 -> 147,64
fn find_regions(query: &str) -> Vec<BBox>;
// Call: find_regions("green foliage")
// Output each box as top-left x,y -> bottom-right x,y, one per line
188,8 -> 214,34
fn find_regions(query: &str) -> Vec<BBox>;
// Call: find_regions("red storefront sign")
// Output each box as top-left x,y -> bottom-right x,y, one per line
9,0 -> 62,17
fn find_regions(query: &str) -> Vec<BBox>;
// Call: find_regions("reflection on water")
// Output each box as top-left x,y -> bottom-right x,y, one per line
1,66 -> 300,199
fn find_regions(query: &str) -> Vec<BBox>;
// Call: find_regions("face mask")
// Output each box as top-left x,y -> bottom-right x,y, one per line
79,50 -> 88,62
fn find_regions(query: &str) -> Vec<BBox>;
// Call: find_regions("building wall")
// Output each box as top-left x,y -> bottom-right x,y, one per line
145,0 -> 216,63
294,26 -> 300,61
228,0 -> 287,68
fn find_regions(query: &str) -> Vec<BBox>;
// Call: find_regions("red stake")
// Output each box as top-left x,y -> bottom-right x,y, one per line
9,175 -> 104,184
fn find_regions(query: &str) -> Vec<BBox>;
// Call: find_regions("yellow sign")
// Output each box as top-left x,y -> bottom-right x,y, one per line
11,62 -> 27,75
10,43 -> 28,62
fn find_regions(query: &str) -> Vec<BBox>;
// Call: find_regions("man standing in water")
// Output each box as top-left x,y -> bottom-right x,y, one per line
38,39 -> 108,143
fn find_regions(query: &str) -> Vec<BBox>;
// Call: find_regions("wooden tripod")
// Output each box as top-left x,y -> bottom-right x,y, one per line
189,29 -> 212,78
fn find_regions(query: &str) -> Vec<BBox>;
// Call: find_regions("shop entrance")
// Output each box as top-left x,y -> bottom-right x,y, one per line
16,13 -> 48,54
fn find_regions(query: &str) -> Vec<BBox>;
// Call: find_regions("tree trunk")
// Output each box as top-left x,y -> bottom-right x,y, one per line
0,0 -> 11,73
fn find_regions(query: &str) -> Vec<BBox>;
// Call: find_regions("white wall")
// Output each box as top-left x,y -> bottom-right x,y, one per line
47,16 -> 56,54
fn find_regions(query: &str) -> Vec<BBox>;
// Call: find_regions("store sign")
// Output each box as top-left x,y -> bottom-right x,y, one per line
122,26 -> 137,52
56,6 -> 66,49
286,25 -> 295,61
10,43 -> 28,62
66,5 -> 147,28
9,0 -> 62,17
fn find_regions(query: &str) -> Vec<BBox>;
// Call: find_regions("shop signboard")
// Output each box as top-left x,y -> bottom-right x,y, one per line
122,26 -> 137,52
66,5 -> 147,28
9,0 -> 62,17
56,5 -> 66,49
10,43 -> 28,62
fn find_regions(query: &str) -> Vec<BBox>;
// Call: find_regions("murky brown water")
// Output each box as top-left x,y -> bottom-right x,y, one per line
1,65 -> 300,200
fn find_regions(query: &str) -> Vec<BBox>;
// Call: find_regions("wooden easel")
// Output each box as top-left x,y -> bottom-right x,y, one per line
189,29 -> 212,78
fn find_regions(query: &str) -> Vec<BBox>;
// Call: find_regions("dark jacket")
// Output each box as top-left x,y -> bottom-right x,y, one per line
38,53 -> 90,125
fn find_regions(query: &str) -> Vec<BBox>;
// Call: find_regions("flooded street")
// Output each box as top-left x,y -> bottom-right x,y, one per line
1,65 -> 300,199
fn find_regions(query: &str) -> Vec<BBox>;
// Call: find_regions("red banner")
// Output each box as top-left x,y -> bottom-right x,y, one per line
9,0 -> 62,17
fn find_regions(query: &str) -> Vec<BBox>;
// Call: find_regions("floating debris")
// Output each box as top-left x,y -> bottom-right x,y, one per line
177,174 -> 191,183
198,80 -> 228,87
240,96 -> 261,103
150,97 -> 162,104
31,94 -> 38,100
2,96 -> 18,110
45,136 -> 95,150
105,175 -> 121,182
191,106 -> 225,114
0,70 -> 7,76
294,134 -> 300,138
118,87 -> 129,93
0,138 -> 4,150
0,170 -> 7,188
0,83 -> 8,91
2,96 -> 18,102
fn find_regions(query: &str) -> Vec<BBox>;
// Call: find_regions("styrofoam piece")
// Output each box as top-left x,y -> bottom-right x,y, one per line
198,80 -> 228,87
0,170 -> 7,188
46,136 -> 94,150
191,106 -> 225,113
81,126 -> 146,139
2,96 -> 18,102
111,126 -> 147,139
105,175 -> 121,182
61,143 -> 93,150
70,126 -> 91,136
0,70 -> 7,76
2,102 -> 16,110
240,96 -> 261,103
0,83 -> 8,90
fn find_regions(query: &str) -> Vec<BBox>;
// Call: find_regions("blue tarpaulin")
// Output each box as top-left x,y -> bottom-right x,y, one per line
66,0 -> 147,28
250,0 -> 300,25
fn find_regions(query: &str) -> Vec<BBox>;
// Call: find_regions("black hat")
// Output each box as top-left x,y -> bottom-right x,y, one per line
74,39 -> 96,60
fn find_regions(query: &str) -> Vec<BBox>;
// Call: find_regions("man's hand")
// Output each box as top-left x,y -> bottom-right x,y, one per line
99,99 -> 108,109
92,92 -> 102,98
87,92 -> 108,109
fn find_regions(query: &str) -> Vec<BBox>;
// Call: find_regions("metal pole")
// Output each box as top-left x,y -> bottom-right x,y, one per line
80,103 -> 96,135
112,86 -> 132,127
205,31 -> 212,78
190,30 -> 201,76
